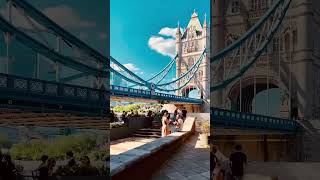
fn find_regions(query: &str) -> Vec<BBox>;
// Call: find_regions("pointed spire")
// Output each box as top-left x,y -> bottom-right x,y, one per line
203,13 -> 207,27
191,9 -> 198,18
176,21 -> 181,35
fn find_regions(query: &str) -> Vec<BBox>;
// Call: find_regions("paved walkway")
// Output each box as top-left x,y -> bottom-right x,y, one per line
247,162 -> 320,180
152,133 -> 210,180
110,137 -> 157,155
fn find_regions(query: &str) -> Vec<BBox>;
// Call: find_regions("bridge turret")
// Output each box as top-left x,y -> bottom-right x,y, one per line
211,0 -> 225,108
175,21 -> 182,96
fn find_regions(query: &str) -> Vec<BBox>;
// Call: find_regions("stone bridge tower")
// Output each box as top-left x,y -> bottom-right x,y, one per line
211,0 -> 320,120
176,10 -> 210,112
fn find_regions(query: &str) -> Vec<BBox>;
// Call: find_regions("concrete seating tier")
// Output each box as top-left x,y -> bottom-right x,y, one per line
0,108 -> 107,130
110,116 -> 196,180
132,129 -> 162,138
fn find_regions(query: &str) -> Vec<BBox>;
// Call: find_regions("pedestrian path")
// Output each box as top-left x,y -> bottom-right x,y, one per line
152,133 -> 210,180
110,137 -> 157,155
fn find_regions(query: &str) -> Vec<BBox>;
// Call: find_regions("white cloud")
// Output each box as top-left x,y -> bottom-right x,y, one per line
148,36 -> 175,58
159,27 -> 183,38
111,62 -> 143,75
123,63 -> 140,72
148,26 -> 184,58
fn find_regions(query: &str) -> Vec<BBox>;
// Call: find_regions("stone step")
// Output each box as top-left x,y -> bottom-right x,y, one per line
132,133 -> 161,138
137,128 -> 161,132
133,131 -> 161,136
132,128 -> 162,138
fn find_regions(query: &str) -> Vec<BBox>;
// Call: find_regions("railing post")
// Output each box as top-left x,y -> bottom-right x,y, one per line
55,36 -> 61,82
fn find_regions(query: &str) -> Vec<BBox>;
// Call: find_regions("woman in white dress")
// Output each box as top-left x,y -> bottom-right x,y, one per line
174,114 -> 184,131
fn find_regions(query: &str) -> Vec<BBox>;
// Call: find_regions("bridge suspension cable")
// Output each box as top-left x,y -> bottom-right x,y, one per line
0,15 -> 108,77
155,50 -> 206,92
211,0 -> 292,92
146,54 -> 178,84
9,0 -> 109,68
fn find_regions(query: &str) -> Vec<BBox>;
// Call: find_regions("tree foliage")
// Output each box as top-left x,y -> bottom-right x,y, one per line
112,104 -> 141,112
10,134 -> 108,161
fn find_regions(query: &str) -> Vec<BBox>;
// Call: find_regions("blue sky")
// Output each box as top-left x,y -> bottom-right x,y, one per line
111,0 -> 210,80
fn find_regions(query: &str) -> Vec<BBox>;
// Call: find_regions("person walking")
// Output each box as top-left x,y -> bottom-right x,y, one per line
161,112 -> 170,137
229,144 -> 247,180
182,107 -> 187,119
210,146 -> 219,179
66,151 -> 77,167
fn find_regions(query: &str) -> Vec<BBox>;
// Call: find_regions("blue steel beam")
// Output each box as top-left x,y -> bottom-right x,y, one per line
10,0 -> 109,67
0,73 -> 107,110
110,85 -> 202,104
147,54 -> 178,84
155,50 -> 206,91
211,108 -> 298,132
0,15 -> 108,77
211,0 -> 292,91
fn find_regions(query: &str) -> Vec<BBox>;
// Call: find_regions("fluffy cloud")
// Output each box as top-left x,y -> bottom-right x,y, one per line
159,27 -> 183,38
148,36 -> 176,58
111,62 -> 143,75
123,63 -> 140,72
148,27 -> 183,58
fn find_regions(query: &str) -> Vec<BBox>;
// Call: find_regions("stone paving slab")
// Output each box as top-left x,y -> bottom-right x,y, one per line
152,133 -> 210,179
110,137 -> 157,155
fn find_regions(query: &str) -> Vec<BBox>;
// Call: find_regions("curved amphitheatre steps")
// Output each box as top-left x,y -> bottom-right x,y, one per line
132,129 -> 162,138
0,108 -> 108,130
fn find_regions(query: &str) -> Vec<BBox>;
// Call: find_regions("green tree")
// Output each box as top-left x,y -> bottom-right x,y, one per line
0,134 -> 12,149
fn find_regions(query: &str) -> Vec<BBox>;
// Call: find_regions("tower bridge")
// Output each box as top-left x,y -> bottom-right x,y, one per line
211,0 -> 320,162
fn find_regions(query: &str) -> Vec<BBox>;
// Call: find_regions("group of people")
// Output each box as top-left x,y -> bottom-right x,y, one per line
211,144 -> 247,180
0,153 -> 22,180
35,151 -> 100,178
0,151 -> 100,180
161,108 -> 187,137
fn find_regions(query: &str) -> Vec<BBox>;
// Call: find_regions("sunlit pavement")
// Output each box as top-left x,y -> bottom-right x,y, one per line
246,162 -> 320,180
152,133 -> 210,180
110,137 -> 158,155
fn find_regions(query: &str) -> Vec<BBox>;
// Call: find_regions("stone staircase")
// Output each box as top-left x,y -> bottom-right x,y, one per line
132,128 -> 162,138
0,108 -> 107,130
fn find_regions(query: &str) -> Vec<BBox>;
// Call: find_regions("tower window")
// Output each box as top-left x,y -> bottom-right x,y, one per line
250,0 -> 268,11
188,58 -> 194,66
231,0 -> 240,14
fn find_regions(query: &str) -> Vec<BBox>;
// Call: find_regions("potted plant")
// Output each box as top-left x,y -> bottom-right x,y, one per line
200,120 -> 210,147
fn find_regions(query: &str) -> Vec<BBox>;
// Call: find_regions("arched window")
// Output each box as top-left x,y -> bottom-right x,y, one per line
231,0 -> 240,14
188,58 -> 194,66
284,32 -> 291,51
250,0 -> 268,10
198,70 -> 203,81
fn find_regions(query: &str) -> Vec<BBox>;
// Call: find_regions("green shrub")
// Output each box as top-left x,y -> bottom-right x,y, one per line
0,134 -> 12,149
112,104 -> 141,112
10,134 -> 107,161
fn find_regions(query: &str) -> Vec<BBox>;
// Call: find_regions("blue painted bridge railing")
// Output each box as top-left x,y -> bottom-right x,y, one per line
211,108 -> 298,132
110,85 -> 203,104
0,73 -> 108,114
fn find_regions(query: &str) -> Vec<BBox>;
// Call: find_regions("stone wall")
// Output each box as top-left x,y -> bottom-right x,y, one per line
212,134 -> 297,162
111,117 -> 196,180
110,116 -> 147,141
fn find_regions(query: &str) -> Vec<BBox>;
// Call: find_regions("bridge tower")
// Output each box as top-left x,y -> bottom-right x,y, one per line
176,11 -> 210,112
211,0 -> 320,120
